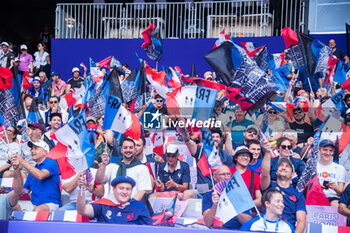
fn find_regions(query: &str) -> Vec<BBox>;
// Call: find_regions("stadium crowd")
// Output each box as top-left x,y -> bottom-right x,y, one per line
0,34 -> 350,233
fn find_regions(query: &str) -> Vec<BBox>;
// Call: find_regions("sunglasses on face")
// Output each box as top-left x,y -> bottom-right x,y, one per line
156,99 -> 163,103
268,111 -> 277,114
166,153 -> 177,158
247,130 -> 257,135
50,101 -> 58,104
280,145 -> 292,150
293,110 -> 302,115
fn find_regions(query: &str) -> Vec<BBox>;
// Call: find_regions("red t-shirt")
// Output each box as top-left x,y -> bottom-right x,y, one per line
229,167 -> 260,199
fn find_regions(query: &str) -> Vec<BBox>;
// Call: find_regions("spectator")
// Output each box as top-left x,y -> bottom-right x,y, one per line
231,146 -> 262,207
226,106 -> 253,144
0,125 -> 20,178
134,137 -> 154,163
153,94 -> 168,115
241,189 -> 295,232
289,107 -> 314,145
202,165 -> 252,229
33,42 -> 50,77
43,113 -> 63,148
15,140 -> 61,211
18,44 -> 33,75
0,42 -> 15,69
317,139 -> 346,206
179,126 -> 234,195
77,175 -> 152,224
44,96 -> 68,126
39,71 -> 52,94
50,72 -> 66,97
150,144 -> 191,200
66,67 -> 87,93
338,181 -> 350,217
246,139 -> 262,175
270,137 -> 305,187
329,39 -> 349,64
259,106 -> 285,145
261,139 -> 306,233
27,77 -> 47,105
96,138 -> 152,202
0,156 -> 23,220
20,123 -> 45,168
62,169 -> 104,210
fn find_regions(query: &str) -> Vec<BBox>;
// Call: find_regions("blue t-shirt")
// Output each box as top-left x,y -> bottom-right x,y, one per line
262,182 -> 306,227
227,119 -> 254,144
158,160 -> 191,191
247,158 -> 262,175
91,199 -> 152,225
194,145 -> 234,190
339,184 -> 350,206
270,156 -> 305,188
241,215 -> 295,232
24,158 -> 61,206
202,190 -> 250,229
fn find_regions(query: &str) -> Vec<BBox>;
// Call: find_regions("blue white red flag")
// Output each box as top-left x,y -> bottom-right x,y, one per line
240,41 -> 258,55
90,58 -> 104,83
215,170 -> 255,224
102,94 -> 141,140
212,28 -> 231,49
165,86 -> 218,122
11,211 -> 50,221
334,60 -> 350,85
48,210 -> 89,222
266,53 -> 285,70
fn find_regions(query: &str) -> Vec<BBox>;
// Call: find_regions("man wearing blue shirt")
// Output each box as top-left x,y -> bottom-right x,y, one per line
77,175 -> 152,225
150,144 -> 191,200
260,139 -> 306,233
14,140 -> 61,211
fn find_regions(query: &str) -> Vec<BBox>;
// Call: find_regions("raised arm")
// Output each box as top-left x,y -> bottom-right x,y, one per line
95,152 -> 109,184
16,154 -> 50,180
8,156 -> 23,207
76,174 -> 95,218
260,139 -> 272,191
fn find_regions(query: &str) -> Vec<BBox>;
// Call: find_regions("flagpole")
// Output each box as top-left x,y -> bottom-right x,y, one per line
301,144 -> 311,160
156,61 -> 158,71
198,144 -> 215,188
307,78 -> 314,93
254,205 -> 267,231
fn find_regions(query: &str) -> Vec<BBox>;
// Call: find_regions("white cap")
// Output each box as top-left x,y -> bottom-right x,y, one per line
166,144 -> 178,154
1,42 -> 9,47
72,67 -> 80,74
20,44 -> 28,50
28,140 -> 50,153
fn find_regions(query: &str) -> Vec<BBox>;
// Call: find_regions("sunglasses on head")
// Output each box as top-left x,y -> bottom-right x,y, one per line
268,111 -> 277,114
247,130 -> 257,135
281,145 -> 292,150
50,101 -> 58,104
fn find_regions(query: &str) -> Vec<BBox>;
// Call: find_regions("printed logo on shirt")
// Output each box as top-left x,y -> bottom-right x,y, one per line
127,213 -> 134,220
117,212 -> 122,217
322,172 -> 328,178
289,195 -> 296,202
106,210 -> 112,219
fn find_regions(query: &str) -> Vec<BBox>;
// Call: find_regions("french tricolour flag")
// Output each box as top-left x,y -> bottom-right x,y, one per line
240,42 -> 257,55
152,130 -> 165,157
90,57 -> 104,83
64,86 -> 86,108
197,127 -> 222,177
0,178 -> 14,189
212,28 -> 231,49
11,211 -> 50,221
103,94 -> 141,140
165,86 -> 218,122
146,66 -> 171,98
266,53 -> 285,70
215,171 -> 255,224
48,210 -> 89,222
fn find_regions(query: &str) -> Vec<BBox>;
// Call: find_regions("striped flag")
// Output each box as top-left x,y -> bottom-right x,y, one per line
213,28 -> 231,49
0,178 -> 14,192
11,211 -> 50,221
152,130 -> 165,157
48,210 -> 89,222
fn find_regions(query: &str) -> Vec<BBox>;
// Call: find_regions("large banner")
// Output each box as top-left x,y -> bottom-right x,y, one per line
306,205 -> 347,226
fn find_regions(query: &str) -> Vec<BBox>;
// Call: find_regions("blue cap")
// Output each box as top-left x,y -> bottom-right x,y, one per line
51,71 -> 59,77
111,176 -> 136,188
319,139 -> 334,148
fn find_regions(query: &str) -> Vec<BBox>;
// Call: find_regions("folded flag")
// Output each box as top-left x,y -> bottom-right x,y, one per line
90,58 -> 104,83
48,210 -> 89,222
213,28 -> 231,49
11,211 -> 50,221
165,85 -> 218,122
215,170 -> 255,224
141,24 -> 163,62
102,94 -> 141,140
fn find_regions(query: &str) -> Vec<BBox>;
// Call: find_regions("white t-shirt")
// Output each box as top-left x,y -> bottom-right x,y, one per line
34,51 -> 49,67
61,168 -> 97,202
242,216 -> 294,233
0,141 -> 20,168
103,163 -> 152,201
317,162 -> 346,198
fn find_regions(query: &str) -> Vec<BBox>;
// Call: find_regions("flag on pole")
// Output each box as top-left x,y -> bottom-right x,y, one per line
22,72 -> 32,91
145,66 -> 170,98
90,58 -> 104,83
102,94 -> 141,140
27,98 -> 44,125
215,170 -> 255,224
281,27 -> 299,48
253,46 -> 269,71
141,24 -> 163,62
165,86 -> 218,122
152,130 -> 165,157
0,89 -> 19,127
266,53 -> 285,70
0,67 -> 14,90
213,28 -> 231,49
334,60 -> 350,85
97,56 -> 112,69
240,42 -> 258,55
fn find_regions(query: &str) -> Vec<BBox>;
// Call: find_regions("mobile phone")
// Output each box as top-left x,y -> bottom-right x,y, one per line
323,180 -> 329,189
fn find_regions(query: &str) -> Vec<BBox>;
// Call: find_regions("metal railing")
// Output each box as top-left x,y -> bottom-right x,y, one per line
55,0 -> 308,39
